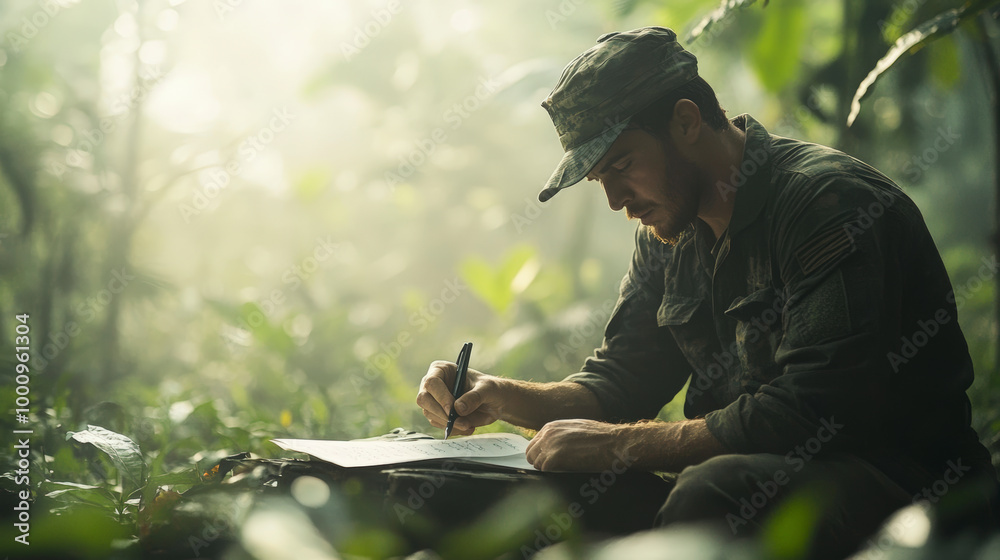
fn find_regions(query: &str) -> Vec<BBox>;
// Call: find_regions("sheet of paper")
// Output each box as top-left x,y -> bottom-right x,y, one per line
460,453 -> 536,471
271,432 -> 537,470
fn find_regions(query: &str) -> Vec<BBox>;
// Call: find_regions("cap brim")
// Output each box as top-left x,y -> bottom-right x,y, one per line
537,117 -> 631,202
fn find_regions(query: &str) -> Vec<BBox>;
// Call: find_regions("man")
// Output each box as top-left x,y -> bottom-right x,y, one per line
416,26 -> 998,553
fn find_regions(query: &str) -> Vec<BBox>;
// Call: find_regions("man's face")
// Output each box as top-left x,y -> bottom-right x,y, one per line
586,127 -> 706,245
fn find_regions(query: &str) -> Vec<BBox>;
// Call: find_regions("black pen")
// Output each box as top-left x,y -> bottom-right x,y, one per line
445,342 -> 472,440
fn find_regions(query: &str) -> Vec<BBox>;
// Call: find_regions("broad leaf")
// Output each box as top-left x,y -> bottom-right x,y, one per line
930,35 -> 962,88
68,425 -> 146,496
848,0 -> 1000,126
149,469 -> 203,486
750,0 -> 807,92
460,245 -> 537,315
43,481 -> 120,510
42,481 -> 102,491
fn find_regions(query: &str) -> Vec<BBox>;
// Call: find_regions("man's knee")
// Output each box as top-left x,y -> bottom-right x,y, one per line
656,454 -> 775,528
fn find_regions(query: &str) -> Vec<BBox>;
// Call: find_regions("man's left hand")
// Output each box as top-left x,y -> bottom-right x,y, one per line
525,419 -> 634,472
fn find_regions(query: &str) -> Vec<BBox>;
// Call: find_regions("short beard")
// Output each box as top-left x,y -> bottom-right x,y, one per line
651,224 -> 688,246
650,168 -> 702,247
641,129 -> 701,246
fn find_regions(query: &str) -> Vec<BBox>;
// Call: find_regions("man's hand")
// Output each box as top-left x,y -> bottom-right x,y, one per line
416,360 -> 506,436
525,419 -> 632,472
526,418 -> 729,472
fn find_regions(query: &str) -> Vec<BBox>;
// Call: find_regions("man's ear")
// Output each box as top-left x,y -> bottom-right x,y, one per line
671,99 -> 702,145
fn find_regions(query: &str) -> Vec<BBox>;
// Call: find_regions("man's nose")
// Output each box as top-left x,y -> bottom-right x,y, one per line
602,179 -> 632,212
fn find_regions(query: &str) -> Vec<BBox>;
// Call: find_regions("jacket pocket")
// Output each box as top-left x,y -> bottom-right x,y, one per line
724,287 -> 780,322
722,287 -> 784,388
657,295 -> 703,327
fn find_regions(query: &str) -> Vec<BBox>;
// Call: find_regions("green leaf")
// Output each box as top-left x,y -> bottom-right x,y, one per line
930,35 -> 961,89
687,0 -> 766,44
239,302 -> 296,353
42,481 -> 120,510
460,245 -> 538,315
149,469 -> 203,486
848,0 -> 999,126
68,425 -> 146,496
43,481 -> 102,491
761,486 -> 827,559
750,0 -> 807,92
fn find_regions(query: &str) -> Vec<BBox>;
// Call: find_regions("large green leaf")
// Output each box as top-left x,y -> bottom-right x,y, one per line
148,469 -> 203,487
42,481 -> 120,511
687,0 -> 767,43
750,0 -> 807,92
848,0 -> 1000,126
460,245 -> 539,315
68,424 -> 146,496
929,35 -> 962,89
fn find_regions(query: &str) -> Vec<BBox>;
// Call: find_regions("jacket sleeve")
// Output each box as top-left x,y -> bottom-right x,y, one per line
563,225 -> 694,423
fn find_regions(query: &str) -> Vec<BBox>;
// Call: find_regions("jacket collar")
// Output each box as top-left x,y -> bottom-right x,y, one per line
724,114 -> 773,238
674,114 -> 773,246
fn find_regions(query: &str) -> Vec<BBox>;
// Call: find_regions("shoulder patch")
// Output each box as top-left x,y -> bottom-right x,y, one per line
795,225 -> 856,278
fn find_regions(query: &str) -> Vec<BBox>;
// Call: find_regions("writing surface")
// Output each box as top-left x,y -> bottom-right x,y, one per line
271,432 -> 536,470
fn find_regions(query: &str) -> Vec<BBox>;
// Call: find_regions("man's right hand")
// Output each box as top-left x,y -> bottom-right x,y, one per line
416,360 -> 506,436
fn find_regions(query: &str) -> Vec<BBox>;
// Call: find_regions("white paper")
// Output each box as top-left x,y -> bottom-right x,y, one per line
271,432 -> 537,470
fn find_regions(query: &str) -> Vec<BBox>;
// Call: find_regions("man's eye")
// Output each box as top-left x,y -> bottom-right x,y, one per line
614,161 -> 630,173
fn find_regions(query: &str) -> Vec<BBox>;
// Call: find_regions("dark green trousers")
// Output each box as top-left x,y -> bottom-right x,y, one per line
654,452 -> 999,559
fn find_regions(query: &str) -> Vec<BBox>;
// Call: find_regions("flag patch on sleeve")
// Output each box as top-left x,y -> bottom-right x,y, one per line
795,225 -> 856,278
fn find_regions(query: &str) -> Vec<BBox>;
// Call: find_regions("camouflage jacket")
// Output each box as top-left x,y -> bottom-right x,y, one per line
565,114 -> 995,479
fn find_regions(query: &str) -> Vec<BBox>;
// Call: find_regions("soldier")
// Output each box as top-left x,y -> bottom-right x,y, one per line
416,26 -> 998,556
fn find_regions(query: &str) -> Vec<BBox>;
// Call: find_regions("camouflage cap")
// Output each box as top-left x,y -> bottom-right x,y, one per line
537,26 -> 699,203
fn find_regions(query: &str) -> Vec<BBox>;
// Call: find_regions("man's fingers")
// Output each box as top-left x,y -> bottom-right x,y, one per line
418,367 -> 456,418
422,406 -> 448,427
526,432 -> 542,465
454,387 -> 484,416
448,425 -> 476,437
455,410 -> 493,430
423,409 -> 476,435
